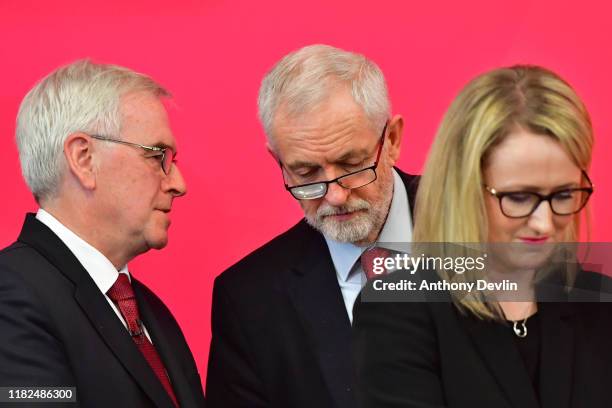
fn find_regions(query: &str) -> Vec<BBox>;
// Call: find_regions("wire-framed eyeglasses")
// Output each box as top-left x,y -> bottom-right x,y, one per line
280,122 -> 388,200
89,134 -> 176,175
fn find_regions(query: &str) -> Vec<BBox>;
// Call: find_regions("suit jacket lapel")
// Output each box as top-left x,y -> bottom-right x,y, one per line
460,312 -> 540,408
537,302 -> 574,408
134,281 -> 198,408
18,214 -> 175,408
282,172 -> 418,408
395,168 -> 419,219
286,223 -> 355,408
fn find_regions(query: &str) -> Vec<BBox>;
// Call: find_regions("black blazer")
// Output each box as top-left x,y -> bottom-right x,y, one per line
353,268 -> 612,408
0,214 -> 206,408
205,170 -> 419,408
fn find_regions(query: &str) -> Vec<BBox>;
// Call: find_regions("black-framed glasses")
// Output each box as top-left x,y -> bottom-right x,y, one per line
89,134 -> 175,175
484,171 -> 594,218
280,122 -> 388,200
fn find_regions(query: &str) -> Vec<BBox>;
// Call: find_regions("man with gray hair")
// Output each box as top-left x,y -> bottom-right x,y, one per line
0,60 -> 205,407
206,45 -> 418,408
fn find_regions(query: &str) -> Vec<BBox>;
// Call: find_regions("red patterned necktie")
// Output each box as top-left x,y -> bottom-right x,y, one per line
361,247 -> 391,280
107,274 -> 178,407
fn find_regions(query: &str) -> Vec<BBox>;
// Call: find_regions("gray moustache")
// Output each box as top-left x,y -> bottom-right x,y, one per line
317,202 -> 371,218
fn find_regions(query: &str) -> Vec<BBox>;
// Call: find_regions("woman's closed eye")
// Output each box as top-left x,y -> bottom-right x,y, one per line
552,190 -> 576,201
505,192 -> 535,204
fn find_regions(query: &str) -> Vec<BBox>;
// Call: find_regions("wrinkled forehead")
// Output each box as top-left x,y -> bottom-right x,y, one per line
273,115 -> 380,167
271,91 -> 379,164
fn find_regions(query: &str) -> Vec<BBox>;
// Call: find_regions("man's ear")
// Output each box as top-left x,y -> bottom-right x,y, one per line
385,114 -> 404,166
63,132 -> 97,190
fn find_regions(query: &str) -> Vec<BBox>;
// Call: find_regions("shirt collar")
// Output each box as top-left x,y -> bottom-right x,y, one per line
324,168 -> 413,282
325,239 -> 363,283
36,208 -> 129,294
377,169 -> 413,246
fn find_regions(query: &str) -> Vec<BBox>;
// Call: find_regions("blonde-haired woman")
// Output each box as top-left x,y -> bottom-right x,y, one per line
353,66 -> 612,407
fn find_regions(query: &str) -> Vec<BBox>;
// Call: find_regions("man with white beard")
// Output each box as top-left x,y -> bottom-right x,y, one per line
206,44 -> 419,408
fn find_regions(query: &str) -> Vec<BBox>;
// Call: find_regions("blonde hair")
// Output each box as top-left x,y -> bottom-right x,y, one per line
413,65 -> 593,319
16,59 -> 170,203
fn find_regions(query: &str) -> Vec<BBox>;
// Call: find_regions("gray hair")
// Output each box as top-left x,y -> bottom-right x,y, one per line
258,44 -> 390,147
16,59 -> 170,202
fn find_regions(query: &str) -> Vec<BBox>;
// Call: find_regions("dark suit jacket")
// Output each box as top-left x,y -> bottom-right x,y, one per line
353,268 -> 612,408
0,214 -> 206,408
206,170 -> 419,408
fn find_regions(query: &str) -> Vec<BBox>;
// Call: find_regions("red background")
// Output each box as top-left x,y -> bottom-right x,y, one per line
1,0 -> 610,386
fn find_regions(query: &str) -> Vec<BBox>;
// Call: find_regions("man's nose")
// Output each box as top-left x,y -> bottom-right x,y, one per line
324,181 -> 350,206
164,163 -> 187,197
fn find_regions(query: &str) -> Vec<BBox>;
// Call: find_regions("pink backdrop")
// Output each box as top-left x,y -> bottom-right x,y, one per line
1,0 -> 610,386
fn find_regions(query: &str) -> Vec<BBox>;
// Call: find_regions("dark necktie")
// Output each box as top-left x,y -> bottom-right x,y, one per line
107,274 -> 178,407
360,247 -> 391,280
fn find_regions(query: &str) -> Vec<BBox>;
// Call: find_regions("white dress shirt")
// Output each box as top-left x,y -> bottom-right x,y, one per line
36,208 -> 152,342
324,169 -> 413,323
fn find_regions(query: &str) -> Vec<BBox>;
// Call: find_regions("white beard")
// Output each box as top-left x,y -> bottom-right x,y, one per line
305,177 -> 394,243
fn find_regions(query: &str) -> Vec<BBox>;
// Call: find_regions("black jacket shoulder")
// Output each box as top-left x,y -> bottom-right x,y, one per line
216,220 -> 320,287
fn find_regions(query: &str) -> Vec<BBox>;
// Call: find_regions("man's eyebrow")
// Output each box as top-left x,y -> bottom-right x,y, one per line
153,142 -> 170,148
335,149 -> 364,162
287,161 -> 319,171
287,150 -> 367,170
153,142 -> 176,152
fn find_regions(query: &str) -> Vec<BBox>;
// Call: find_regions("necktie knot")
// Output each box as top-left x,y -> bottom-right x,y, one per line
105,273 -> 178,406
107,273 -> 135,302
361,247 -> 391,280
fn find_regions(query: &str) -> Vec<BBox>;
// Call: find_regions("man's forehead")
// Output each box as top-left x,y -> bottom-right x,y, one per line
276,115 -> 364,142
274,120 -> 376,167
120,91 -> 177,150
274,88 -> 367,127
270,89 -> 381,164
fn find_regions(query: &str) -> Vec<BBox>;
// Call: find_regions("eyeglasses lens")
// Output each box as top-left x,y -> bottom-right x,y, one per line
337,169 -> 376,189
291,183 -> 326,200
162,150 -> 174,175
